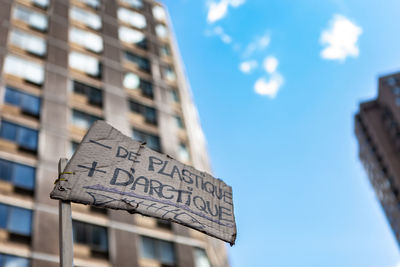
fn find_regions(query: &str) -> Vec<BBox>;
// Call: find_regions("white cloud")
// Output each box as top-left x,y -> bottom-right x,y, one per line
207,0 -> 246,23
254,73 -> 284,98
229,0 -> 245,7
221,34 -> 232,44
263,56 -> 278,73
243,33 -> 270,57
208,26 -> 233,44
239,60 -> 258,74
320,14 -> 362,61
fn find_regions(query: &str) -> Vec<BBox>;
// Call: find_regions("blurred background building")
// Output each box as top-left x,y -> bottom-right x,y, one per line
355,72 -> 400,246
0,0 -> 229,266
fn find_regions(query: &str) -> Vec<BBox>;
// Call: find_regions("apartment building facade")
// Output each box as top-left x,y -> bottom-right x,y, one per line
0,0 -> 229,266
355,72 -> 400,246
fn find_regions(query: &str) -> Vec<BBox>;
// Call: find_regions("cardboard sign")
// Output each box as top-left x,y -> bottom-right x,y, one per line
50,121 -> 236,245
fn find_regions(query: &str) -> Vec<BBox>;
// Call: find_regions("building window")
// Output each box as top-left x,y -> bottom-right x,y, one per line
13,5 -> 48,32
120,0 -> 143,9
9,29 -> 47,57
169,90 -> 179,103
178,143 -> 190,162
155,24 -> 168,39
140,236 -> 175,265
153,5 -> 166,21
3,55 -> 44,85
69,27 -> 103,53
175,116 -> 184,129
194,248 -> 211,267
73,81 -> 103,108
72,220 -> 108,255
77,0 -> 100,9
162,66 -> 176,82
119,26 -> 147,50
0,121 -> 38,152
160,44 -> 171,57
69,141 -> 79,158
0,253 -> 30,267
117,8 -> 146,29
386,77 -> 397,87
69,51 -> 101,78
0,203 -> 32,236
124,51 -> 151,73
70,6 -> 102,30
4,86 -> 41,117
129,100 -> 157,125
72,110 -> 101,129
123,73 -> 153,98
30,0 -> 50,9
132,129 -> 161,152
0,159 -> 35,191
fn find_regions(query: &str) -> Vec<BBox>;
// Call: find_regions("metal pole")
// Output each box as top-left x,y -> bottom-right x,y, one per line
58,158 -> 74,267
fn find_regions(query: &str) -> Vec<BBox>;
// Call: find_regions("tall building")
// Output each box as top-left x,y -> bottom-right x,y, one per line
0,0 -> 229,266
355,72 -> 400,245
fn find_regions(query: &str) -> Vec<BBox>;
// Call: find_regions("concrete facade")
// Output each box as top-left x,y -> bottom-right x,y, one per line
0,0 -> 229,266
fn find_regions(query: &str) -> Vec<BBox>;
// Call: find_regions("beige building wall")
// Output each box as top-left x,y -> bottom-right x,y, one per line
0,0 -> 229,266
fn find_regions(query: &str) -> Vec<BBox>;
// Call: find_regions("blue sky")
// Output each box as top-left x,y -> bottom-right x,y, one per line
160,0 -> 400,266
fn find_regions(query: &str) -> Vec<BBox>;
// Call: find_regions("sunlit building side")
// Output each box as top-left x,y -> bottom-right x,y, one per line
0,0 -> 229,266
355,72 -> 400,245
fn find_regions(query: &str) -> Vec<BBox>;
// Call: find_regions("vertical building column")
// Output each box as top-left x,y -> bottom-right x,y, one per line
32,1 -> 69,266
101,2 -> 140,266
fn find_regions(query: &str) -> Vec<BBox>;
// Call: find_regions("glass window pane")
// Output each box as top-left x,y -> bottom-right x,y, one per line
178,143 -> 190,162
70,7 -> 102,30
17,126 -> 38,151
124,52 -> 150,73
175,116 -> 184,129
194,248 -> 211,267
140,237 -> 157,260
140,80 -> 153,98
144,107 -> 156,125
73,221 -> 88,244
69,52 -> 101,77
170,90 -> 179,102
117,8 -> 146,29
152,5 -> 166,21
20,93 -> 41,116
9,29 -> 47,56
147,135 -> 161,152
13,163 -> 35,190
4,55 -> 45,84
160,44 -> 171,57
78,0 -> 100,9
3,255 -> 29,267
70,27 -> 103,53
32,0 -> 49,9
119,26 -> 147,49
72,110 -> 100,129
8,206 -> 32,235
163,66 -> 176,82
13,6 -> 48,31
4,87 -> 20,106
0,204 -> 8,229
0,121 -> 17,142
155,24 -> 168,39
0,159 -> 13,182
123,72 -> 140,89
91,225 -> 108,251
120,0 -> 142,9
158,240 -> 175,264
